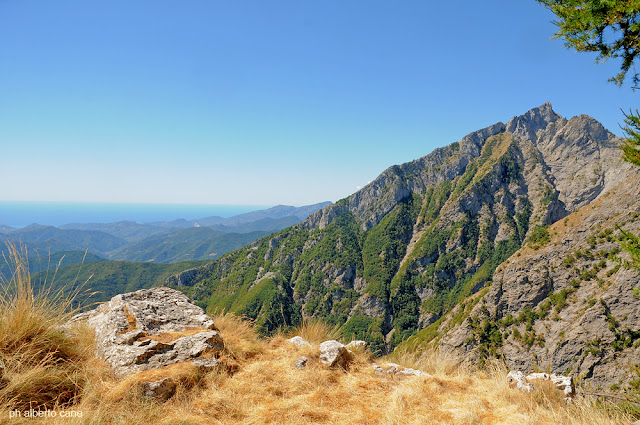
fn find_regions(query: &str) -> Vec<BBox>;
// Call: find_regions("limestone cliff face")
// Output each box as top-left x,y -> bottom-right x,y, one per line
434,173 -> 640,390
169,104 -> 637,385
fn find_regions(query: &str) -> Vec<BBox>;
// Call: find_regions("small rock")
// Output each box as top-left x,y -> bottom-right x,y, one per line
141,378 -> 177,402
346,340 -> 367,350
319,340 -> 351,368
506,371 -> 533,392
526,372 -> 575,398
294,356 -> 308,370
372,364 -> 386,376
388,363 -> 430,377
287,336 -> 312,348
372,363 -> 430,377
189,357 -> 223,372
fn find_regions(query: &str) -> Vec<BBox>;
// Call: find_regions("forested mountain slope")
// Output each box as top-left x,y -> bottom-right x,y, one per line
170,103 -> 635,361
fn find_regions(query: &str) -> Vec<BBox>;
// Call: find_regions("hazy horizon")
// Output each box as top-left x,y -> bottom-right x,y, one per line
0,201 -> 283,228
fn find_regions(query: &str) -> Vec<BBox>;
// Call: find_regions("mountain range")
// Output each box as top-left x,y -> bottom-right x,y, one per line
0,203 -> 330,296
166,103 -> 640,390
1,202 -> 330,263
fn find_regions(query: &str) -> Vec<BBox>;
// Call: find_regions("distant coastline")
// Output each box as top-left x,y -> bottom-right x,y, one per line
0,201 -> 270,228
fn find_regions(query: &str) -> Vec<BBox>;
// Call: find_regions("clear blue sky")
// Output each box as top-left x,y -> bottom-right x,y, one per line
0,1 -> 637,206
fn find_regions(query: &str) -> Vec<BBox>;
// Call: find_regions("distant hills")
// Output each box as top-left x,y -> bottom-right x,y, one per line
58,221 -> 170,242
2,225 -> 126,254
0,202 -> 330,280
108,228 -> 269,263
142,202 -> 332,229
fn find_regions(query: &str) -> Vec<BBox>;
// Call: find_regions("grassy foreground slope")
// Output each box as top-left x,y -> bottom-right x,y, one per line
0,253 -> 636,425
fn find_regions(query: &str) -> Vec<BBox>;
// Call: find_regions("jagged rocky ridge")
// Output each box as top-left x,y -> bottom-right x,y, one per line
168,103 -> 637,382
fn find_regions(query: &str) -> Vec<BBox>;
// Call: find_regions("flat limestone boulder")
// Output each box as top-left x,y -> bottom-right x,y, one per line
74,287 -> 224,377
506,371 -> 533,392
319,340 -> 352,368
526,372 -> 575,398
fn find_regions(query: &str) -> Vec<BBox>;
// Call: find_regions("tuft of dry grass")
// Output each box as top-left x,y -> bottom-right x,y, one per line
287,319 -> 342,345
0,243 -> 91,412
385,345 -> 465,377
210,312 -> 264,362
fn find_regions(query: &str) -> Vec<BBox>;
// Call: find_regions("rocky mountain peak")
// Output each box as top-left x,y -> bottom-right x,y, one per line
505,102 -> 562,143
174,104 -> 637,389
303,103 -> 624,233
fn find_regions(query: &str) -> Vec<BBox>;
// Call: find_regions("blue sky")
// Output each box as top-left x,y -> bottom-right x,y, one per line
0,1 -> 637,206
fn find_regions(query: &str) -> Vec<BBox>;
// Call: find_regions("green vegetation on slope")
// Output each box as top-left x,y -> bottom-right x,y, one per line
0,250 -> 105,279
31,259 -> 206,307
182,132 -> 560,355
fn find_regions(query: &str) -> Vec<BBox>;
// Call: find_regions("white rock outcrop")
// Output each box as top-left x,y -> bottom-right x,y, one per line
72,287 -> 224,377
319,340 -> 352,368
346,340 -> 367,350
507,370 -> 574,399
286,336 -> 313,348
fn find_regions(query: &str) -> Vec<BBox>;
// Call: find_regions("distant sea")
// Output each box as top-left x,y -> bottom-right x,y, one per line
0,202 -> 270,228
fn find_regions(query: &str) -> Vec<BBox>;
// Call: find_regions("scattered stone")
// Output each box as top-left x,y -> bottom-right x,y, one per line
141,378 -> 177,402
189,357 -> 223,372
372,363 -> 430,377
319,340 -> 352,368
294,356 -> 308,370
506,371 -> 533,392
507,370 -> 574,399
72,287 -> 224,377
526,372 -> 575,398
287,336 -> 313,348
346,340 -> 367,350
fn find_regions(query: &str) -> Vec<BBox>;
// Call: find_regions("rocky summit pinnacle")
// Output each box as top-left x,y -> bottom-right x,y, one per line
505,102 -> 561,142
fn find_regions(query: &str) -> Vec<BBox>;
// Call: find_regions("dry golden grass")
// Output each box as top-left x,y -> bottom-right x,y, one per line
0,243 -> 91,413
0,250 -> 637,424
288,319 -> 342,345
384,346 -> 464,377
